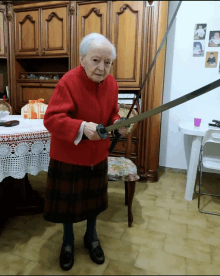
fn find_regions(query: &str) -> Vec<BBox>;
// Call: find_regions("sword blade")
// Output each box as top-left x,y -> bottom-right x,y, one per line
127,1 -> 182,118
106,79 -> 220,132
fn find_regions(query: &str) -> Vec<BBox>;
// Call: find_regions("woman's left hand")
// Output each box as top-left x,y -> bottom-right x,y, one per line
113,119 -> 129,137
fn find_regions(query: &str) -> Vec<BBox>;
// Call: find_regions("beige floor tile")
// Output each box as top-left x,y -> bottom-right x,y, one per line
0,251 -> 30,275
172,191 -> 186,200
147,217 -> 187,239
186,258 -> 220,275
20,260 -> 67,275
169,209 -> 207,228
155,197 -> 188,211
143,186 -> 174,199
0,228 -> 32,254
96,220 -> 127,240
110,207 -> 150,229
133,193 -> 158,208
187,224 -> 220,246
2,171 -> 220,275
135,245 -> 186,275
121,227 -> 166,250
100,234 -> 140,265
205,215 -> 220,229
134,204 -> 170,220
20,251 -> 110,275
11,236 -> 62,267
98,205 -> 121,222
103,259 -> 158,275
164,235 -> 211,263
157,175 -> 176,185
210,244 -> 220,264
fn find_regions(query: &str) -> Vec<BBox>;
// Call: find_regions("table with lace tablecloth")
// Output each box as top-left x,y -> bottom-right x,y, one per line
0,115 -> 51,182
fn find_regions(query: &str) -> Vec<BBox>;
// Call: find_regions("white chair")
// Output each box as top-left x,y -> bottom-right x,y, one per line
194,129 -> 220,215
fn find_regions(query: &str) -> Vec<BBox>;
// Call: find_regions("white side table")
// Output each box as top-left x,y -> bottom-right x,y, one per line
178,121 -> 216,201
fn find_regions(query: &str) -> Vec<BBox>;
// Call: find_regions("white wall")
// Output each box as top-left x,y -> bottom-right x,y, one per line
159,1 -> 220,170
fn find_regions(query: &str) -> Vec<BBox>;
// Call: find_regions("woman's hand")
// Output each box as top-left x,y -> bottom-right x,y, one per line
83,122 -> 101,140
114,119 -> 129,137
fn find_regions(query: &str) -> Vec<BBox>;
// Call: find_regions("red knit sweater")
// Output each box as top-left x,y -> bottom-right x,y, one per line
44,65 -> 120,166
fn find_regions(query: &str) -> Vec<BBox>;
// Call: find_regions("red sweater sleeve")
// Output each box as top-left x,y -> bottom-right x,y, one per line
108,83 -> 121,126
44,81 -> 83,143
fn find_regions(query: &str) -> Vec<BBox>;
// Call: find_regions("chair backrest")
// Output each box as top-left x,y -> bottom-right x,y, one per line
0,100 -> 12,115
117,104 -> 139,159
202,129 -> 220,147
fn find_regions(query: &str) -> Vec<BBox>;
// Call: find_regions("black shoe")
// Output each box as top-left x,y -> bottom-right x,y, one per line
84,234 -> 105,264
59,243 -> 74,271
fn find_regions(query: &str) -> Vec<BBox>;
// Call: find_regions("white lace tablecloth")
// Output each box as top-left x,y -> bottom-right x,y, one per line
0,115 -> 51,182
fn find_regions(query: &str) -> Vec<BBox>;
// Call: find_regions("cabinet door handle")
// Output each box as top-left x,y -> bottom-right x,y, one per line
42,48 -> 45,55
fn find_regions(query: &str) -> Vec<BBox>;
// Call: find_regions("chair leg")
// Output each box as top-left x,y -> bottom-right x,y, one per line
125,182 -> 128,206
125,181 -> 136,227
198,150 -> 220,216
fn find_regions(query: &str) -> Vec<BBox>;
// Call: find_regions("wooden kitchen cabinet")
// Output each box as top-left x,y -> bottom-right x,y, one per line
75,1 -> 108,66
111,1 -> 144,88
5,0 -> 169,182
41,6 -> 68,56
15,10 -> 39,56
14,4 -> 68,57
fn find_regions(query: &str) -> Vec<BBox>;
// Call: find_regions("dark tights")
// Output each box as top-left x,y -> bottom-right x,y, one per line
63,216 -> 98,245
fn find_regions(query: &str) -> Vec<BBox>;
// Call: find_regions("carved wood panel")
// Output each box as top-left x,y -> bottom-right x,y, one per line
15,10 -> 39,56
111,1 -> 144,87
75,1 -> 108,66
0,10 -> 5,56
41,6 -> 68,56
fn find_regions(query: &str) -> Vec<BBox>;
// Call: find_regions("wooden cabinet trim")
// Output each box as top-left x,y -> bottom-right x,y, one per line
13,1 -> 69,10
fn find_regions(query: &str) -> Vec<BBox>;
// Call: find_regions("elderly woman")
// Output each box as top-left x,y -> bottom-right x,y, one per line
43,33 -> 129,271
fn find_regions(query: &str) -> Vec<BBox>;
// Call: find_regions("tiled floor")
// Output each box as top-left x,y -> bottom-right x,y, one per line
0,170 -> 220,275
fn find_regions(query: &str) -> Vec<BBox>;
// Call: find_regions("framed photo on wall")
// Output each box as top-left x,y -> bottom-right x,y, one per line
193,41 -> 205,56
194,24 -> 207,40
208,31 -> 220,47
205,52 -> 218,68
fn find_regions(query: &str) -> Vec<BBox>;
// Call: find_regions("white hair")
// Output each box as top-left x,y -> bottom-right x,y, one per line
79,33 -> 116,60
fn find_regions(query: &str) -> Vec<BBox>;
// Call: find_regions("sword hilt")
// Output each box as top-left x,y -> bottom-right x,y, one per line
96,124 -> 108,139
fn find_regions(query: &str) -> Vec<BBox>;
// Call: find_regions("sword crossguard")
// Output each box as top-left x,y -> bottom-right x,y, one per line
96,124 -> 108,140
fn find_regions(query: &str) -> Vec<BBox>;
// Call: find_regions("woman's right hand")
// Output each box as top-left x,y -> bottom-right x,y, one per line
83,122 -> 101,140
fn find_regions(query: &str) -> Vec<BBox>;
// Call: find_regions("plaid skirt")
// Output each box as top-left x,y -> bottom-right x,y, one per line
43,158 -> 108,224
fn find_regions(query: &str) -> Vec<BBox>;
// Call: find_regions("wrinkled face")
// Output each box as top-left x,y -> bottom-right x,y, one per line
80,42 -> 113,83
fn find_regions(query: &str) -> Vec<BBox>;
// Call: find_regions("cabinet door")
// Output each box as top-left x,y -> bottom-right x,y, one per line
41,6 -> 68,56
111,1 -> 144,87
15,10 -> 39,56
16,82 -> 56,114
0,9 -> 6,57
75,1 -> 108,66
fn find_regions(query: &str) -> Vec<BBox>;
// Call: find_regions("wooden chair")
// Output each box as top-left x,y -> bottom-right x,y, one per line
0,100 -> 12,114
108,104 -> 140,227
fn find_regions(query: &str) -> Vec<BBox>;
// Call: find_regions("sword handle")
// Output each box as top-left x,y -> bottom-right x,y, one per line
96,124 -> 108,139
81,124 -> 108,140
109,129 -> 121,153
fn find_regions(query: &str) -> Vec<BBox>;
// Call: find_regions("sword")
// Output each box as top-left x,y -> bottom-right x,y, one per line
97,78 -> 220,140
82,1 -> 183,152
108,1 -> 182,152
